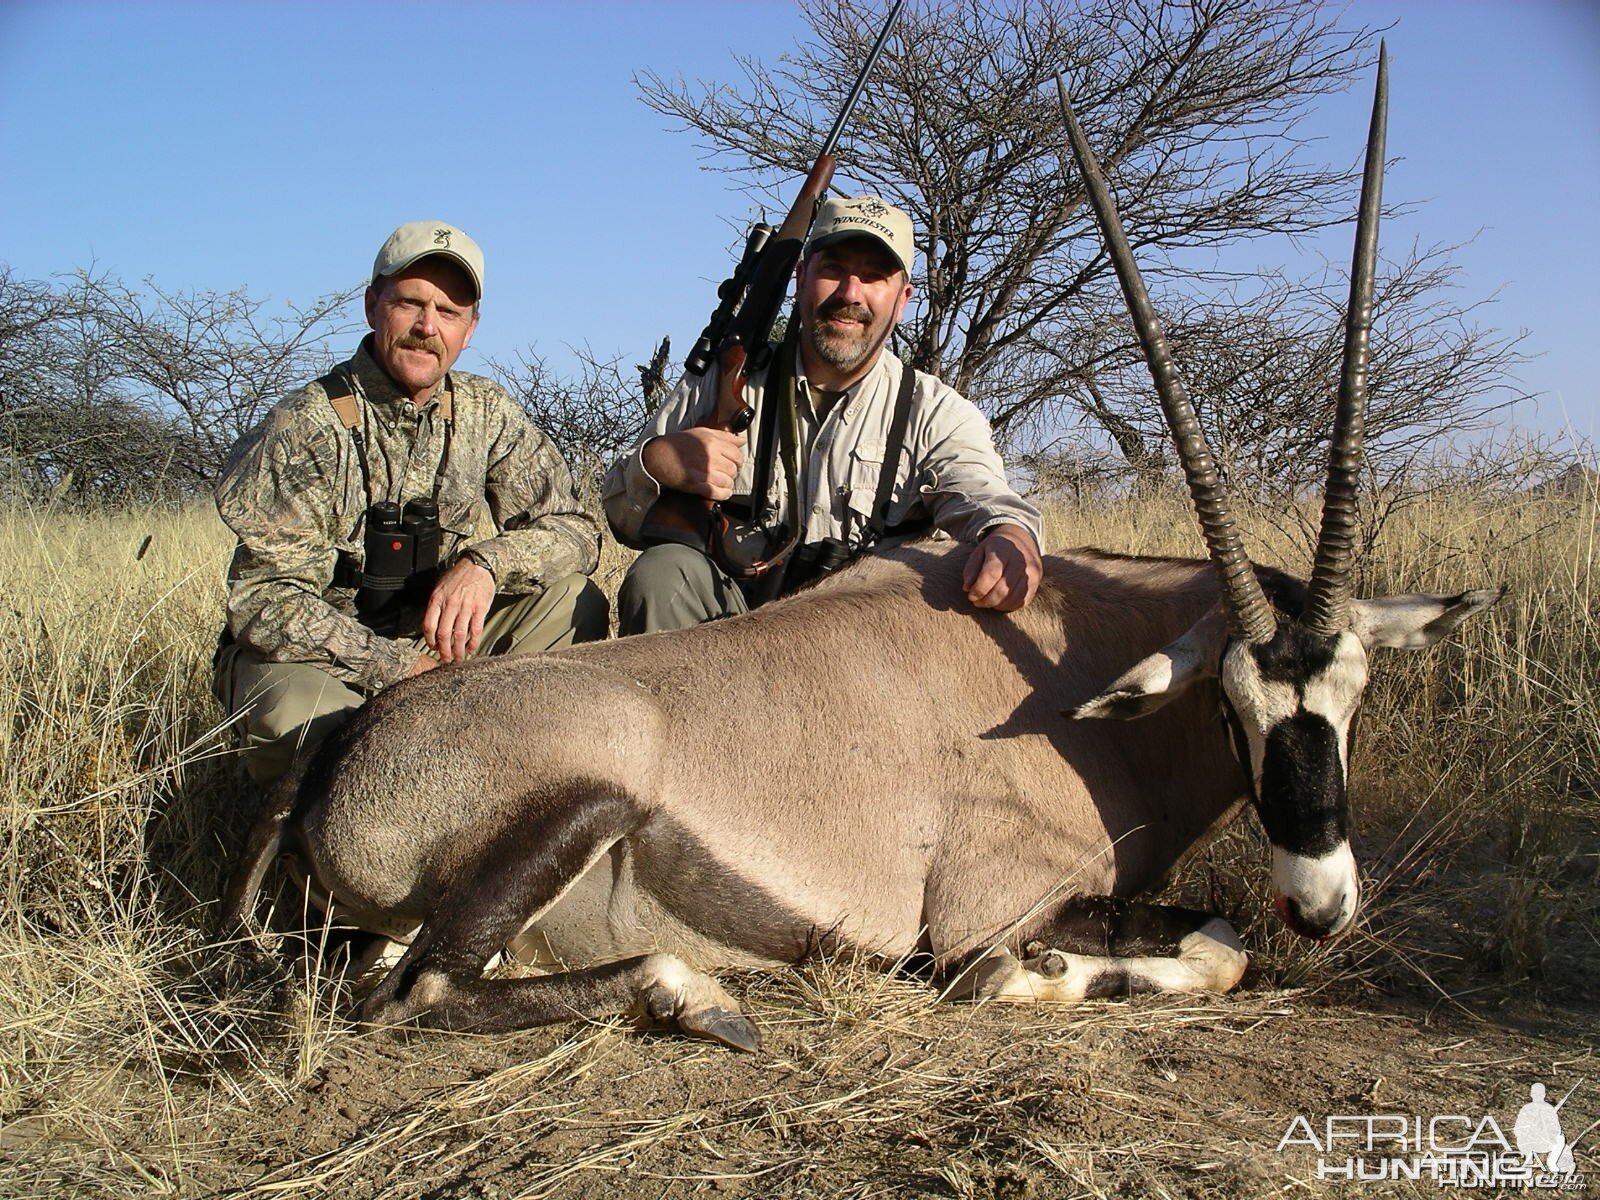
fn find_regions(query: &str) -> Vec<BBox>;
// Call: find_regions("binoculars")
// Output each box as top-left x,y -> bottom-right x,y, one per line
783,537 -> 853,594
357,499 -> 441,619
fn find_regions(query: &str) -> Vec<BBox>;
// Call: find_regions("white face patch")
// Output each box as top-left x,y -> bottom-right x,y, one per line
1219,641 -> 1298,783
1220,631 -> 1370,784
1272,841 -> 1359,937
1299,633 -> 1370,774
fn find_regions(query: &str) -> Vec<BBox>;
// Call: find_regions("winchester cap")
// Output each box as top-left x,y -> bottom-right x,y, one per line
807,195 -> 915,277
371,221 -> 484,300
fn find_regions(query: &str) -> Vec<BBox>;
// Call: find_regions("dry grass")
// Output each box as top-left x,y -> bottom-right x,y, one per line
2,482 -> 1595,1197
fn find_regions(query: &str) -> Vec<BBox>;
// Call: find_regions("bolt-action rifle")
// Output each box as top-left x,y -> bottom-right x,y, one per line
640,0 -> 905,579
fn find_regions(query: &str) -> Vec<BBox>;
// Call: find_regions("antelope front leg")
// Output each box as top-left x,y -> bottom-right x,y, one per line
946,897 -> 1248,1003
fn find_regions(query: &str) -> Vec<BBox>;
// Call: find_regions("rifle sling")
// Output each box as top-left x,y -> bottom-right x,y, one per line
749,324 -> 799,527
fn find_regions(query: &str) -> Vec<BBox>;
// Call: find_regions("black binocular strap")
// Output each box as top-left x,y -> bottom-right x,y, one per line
320,371 -> 373,503
320,371 -> 455,507
868,362 -> 918,541
429,396 -> 454,504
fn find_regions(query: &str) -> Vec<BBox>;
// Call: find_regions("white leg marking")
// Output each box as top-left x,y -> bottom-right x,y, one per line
961,918 -> 1248,1004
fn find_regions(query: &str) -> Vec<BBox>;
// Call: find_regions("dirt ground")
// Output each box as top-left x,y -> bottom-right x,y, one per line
9,828 -> 1596,1200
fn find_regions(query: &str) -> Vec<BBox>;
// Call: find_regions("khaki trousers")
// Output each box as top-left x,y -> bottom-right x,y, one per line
214,574 -> 608,786
616,543 -> 753,636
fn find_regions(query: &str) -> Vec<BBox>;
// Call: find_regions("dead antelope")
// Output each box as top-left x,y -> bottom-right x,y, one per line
220,51 -> 1499,1051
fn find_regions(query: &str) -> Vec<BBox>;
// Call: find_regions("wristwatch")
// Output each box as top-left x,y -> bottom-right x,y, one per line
459,547 -> 497,584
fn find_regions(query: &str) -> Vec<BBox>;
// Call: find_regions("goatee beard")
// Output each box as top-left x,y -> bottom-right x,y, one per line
808,302 -> 878,373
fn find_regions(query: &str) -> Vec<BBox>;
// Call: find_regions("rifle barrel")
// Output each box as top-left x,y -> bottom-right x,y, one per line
818,0 -> 905,161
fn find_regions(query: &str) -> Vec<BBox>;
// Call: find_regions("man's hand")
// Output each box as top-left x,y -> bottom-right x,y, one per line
410,652 -> 440,676
422,556 -> 496,663
642,429 -> 746,501
963,524 -> 1042,612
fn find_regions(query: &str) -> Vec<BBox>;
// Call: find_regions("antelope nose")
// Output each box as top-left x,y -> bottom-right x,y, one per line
1274,891 -> 1358,941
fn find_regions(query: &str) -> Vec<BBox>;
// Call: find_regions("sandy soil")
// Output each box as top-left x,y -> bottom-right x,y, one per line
11,907 -> 1595,1199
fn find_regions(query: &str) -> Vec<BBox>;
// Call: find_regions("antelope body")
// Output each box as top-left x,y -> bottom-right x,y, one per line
221,48 -> 1501,1050
222,538 -> 1494,1049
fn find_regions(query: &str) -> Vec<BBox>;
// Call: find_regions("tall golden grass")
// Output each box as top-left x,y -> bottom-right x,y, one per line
1,481 -> 1593,1193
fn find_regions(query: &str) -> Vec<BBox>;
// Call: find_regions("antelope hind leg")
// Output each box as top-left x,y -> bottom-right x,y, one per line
365,949 -> 759,1053
948,898 -> 1247,1003
354,794 -> 759,1051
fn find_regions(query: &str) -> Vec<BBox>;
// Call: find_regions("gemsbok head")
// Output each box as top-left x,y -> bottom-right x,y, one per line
1058,47 -> 1499,941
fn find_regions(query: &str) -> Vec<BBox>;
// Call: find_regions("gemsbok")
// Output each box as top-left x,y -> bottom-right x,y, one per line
221,49 -> 1500,1051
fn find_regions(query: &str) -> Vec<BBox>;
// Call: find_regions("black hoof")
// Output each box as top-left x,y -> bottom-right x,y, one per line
678,1006 -> 762,1054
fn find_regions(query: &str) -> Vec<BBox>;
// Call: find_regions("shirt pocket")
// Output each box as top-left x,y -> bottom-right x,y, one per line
841,441 -> 888,542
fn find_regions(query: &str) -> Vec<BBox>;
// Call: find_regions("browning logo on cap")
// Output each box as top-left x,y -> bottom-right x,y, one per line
372,221 -> 486,300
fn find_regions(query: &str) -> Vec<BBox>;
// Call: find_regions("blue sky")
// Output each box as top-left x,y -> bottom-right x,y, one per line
2,1 -> 1596,444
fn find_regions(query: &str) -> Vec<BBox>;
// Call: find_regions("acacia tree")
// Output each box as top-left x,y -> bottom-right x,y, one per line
638,0 -> 1523,495
0,266 -> 359,502
79,273 -> 362,483
486,340 -> 665,502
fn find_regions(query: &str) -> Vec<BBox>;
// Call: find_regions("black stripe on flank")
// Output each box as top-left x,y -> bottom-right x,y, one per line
1255,712 -> 1347,857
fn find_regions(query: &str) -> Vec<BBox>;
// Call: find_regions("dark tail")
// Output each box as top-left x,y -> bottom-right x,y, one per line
215,776 -> 300,946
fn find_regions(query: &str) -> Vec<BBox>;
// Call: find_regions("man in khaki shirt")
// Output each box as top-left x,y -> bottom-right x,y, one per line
215,221 -> 607,785
602,196 -> 1042,634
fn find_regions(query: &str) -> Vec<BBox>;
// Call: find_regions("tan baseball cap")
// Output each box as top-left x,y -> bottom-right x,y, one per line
371,220 -> 485,300
807,195 -> 915,277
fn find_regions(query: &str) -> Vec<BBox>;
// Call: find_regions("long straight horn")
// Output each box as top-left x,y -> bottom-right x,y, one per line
1305,44 -> 1388,635
1055,75 -> 1277,644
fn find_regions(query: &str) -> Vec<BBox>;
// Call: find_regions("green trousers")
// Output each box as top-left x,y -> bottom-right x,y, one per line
214,574 -> 609,786
616,543 -> 754,635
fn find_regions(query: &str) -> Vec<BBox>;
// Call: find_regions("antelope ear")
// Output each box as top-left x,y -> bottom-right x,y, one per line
1069,609 -> 1228,720
1350,586 -> 1505,650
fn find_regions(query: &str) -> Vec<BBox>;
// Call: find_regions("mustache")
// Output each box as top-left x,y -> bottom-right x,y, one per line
394,334 -> 446,357
817,299 -> 872,325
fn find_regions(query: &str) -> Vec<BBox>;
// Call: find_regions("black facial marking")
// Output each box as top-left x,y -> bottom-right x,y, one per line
1255,713 -> 1347,857
1217,608 -> 1353,844
1248,620 -> 1340,685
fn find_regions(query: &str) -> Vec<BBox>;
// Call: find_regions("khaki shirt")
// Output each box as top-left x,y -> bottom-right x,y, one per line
602,347 -> 1041,565
216,338 -> 600,691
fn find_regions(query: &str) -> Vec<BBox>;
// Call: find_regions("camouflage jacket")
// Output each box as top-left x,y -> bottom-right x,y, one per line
216,338 -> 600,692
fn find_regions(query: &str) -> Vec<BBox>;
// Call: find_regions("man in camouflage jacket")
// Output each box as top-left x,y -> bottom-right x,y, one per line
215,221 -> 607,785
